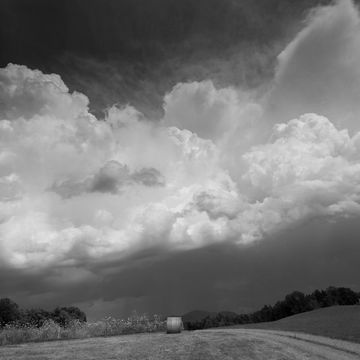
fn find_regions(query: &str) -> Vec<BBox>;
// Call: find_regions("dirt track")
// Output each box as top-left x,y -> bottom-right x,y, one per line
1,328 -> 360,359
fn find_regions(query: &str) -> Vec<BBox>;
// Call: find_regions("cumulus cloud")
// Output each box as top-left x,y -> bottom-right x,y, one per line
0,63 -> 89,120
162,81 -> 240,141
2,0 -> 360,274
239,114 -> 360,232
0,64 -> 228,268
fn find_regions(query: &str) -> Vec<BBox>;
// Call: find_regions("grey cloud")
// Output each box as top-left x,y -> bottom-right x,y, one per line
131,167 -> 165,187
51,161 -> 165,198
51,179 -> 90,199
192,190 -> 239,220
90,161 -> 130,193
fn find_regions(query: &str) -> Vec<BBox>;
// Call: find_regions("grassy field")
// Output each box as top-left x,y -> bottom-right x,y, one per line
239,305 -> 360,343
1,328 -> 360,360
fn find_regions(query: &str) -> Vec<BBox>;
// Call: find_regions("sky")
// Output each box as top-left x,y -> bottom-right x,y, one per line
1,0 -> 360,320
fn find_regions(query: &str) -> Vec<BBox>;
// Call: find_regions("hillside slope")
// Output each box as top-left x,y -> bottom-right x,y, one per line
241,305 -> 360,343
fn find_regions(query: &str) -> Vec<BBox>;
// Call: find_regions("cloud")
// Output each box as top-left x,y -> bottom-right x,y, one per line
0,64 -> 89,120
238,114 -> 360,238
267,0 -> 360,131
0,64 -> 228,269
2,1 -> 360,283
131,167 -> 165,187
90,161 -> 129,193
162,81 -> 240,141
52,161 -> 165,198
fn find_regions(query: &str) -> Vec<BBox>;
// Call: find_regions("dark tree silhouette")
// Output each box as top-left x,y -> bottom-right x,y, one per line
0,299 -> 87,328
52,306 -> 87,326
0,298 -> 21,326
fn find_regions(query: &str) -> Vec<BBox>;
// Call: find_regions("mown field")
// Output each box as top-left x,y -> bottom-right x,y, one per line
1,328 -> 360,360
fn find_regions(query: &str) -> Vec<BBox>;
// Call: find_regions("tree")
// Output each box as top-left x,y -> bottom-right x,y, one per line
325,287 -> 359,306
0,298 -> 21,326
284,291 -> 311,315
24,308 -> 52,327
311,289 -> 329,307
52,306 -> 87,326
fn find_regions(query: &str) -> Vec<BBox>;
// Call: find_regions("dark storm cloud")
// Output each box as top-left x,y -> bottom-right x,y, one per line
2,216 -> 360,319
0,0 -> 326,65
94,216 -> 360,317
0,0 -> 334,116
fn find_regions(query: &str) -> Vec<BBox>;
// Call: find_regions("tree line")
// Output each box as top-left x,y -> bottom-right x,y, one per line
184,286 -> 360,330
0,298 -> 86,328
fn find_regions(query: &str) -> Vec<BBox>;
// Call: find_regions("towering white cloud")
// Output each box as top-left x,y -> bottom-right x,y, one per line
2,0 -> 360,272
0,63 -> 89,120
162,81 -> 240,141
0,64 -> 229,268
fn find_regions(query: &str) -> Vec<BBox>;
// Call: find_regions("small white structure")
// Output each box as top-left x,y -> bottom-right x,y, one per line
166,316 -> 183,334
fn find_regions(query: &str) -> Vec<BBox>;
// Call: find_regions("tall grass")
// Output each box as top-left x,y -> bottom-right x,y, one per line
0,313 -> 166,346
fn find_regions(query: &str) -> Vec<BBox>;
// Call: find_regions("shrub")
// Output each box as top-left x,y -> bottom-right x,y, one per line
0,312 -> 166,346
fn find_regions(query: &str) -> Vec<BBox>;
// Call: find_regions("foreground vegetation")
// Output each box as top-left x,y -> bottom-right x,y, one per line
0,313 -> 165,346
0,298 -> 165,345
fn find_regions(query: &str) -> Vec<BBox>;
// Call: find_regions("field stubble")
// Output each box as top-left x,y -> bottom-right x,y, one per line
1,329 -> 360,360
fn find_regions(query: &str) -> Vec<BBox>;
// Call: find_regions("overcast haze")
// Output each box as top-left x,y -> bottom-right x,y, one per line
1,0 -> 360,320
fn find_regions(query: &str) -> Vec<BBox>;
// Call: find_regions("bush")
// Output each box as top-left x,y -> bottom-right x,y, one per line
0,312 -> 166,346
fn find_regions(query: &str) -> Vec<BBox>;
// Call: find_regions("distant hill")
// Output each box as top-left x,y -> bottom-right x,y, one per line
182,310 -> 216,323
240,305 -> 360,343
